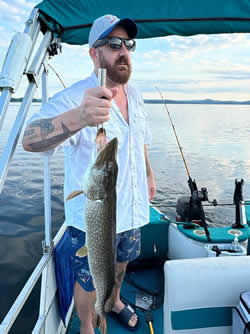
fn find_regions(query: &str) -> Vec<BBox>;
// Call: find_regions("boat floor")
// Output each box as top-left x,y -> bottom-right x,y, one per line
67,263 -> 164,334
67,307 -> 163,333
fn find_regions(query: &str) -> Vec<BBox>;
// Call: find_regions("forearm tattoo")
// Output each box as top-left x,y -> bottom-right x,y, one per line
24,118 -> 78,151
25,118 -> 56,139
23,128 -> 35,136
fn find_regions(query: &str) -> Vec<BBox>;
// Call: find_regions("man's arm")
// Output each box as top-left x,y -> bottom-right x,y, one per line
144,144 -> 156,201
22,87 -> 117,152
23,108 -> 83,152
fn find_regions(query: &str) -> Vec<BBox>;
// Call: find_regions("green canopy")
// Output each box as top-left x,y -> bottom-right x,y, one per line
36,0 -> 250,45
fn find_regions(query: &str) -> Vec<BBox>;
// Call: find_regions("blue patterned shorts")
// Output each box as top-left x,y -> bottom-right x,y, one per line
68,226 -> 141,292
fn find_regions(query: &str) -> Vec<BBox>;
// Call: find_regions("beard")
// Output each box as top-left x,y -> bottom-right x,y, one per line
98,51 -> 131,84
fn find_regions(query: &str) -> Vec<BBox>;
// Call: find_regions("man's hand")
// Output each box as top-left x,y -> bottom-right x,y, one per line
80,87 -> 118,127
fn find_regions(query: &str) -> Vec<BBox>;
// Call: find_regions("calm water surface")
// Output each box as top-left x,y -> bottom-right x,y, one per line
1,103 -> 250,332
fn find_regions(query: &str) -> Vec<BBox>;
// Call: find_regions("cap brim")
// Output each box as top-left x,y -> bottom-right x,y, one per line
117,18 -> 137,39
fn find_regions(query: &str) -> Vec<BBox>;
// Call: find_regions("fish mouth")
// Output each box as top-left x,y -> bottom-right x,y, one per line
95,137 -> 118,168
105,137 -> 118,152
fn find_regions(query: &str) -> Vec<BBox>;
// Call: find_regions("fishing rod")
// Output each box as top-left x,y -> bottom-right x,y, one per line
156,87 -> 191,179
156,87 -> 212,241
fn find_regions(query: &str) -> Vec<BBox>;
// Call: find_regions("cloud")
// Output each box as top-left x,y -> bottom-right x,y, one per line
1,5 -> 250,101
0,1 -> 26,16
0,0 -> 37,34
12,0 -> 36,9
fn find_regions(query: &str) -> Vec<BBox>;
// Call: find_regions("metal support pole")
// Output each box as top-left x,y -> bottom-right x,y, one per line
0,254 -> 50,334
0,82 -> 37,193
24,8 -> 39,35
0,31 -> 51,193
0,90 -> 11,131
0,8 -> 40,132
37,62 -> 52,334
27,32 -> 52,86
42,63 -> 52,248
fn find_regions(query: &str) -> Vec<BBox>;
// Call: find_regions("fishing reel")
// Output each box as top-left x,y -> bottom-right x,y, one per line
176,179 -> 216,222
176,191 -> 209,223
176,177 -> 215,241
191,187 -> 208,202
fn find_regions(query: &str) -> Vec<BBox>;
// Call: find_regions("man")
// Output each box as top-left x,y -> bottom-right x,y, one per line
22,14 -> 156,334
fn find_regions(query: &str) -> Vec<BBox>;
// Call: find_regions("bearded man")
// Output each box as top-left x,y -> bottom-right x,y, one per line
22,14 -> 156,334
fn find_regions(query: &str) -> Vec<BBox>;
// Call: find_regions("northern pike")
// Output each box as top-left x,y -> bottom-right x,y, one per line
66,131 -> 118,334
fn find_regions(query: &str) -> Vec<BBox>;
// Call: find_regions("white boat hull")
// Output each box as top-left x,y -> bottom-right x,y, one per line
168,222 -> 248,260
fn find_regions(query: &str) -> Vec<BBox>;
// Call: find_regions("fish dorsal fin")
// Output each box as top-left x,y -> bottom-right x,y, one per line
76,246 -> 88,258
66,190 -> 83,201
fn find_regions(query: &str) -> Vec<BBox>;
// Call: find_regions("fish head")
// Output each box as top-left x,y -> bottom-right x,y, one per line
95,137 -> 118,169
86,137 -> 118,200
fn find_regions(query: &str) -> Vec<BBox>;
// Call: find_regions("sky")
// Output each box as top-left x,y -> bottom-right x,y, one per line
1,0 -> 250,101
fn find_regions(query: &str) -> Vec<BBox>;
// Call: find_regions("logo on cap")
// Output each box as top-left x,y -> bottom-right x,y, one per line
105,15 -> 118,24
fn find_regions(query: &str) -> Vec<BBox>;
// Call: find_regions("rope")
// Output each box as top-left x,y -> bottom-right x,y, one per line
48,64 -> 67,88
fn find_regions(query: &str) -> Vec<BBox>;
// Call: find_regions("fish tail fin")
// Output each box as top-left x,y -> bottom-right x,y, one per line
104,284 -> 118,313
96,314 -> 107,334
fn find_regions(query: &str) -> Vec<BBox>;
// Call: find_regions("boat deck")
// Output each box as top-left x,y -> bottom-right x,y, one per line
66,206 -> 166,333
67,307 -> 163,333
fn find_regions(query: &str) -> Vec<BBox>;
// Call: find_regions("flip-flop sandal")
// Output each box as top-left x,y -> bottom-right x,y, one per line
109,304 -> 139,331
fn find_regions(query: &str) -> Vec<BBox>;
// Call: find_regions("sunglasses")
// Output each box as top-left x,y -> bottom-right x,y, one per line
93,37 -> 136,51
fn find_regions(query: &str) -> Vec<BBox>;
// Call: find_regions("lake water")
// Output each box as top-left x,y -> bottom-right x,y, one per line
1,102 -> 250,332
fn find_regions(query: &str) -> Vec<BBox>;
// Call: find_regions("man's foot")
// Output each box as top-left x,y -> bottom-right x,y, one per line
110,301 -> 139,330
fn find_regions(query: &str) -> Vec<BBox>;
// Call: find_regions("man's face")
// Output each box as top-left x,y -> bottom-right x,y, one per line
96,26 -> 132,84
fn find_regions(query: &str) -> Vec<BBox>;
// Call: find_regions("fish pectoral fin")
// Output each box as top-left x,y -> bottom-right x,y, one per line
96,315 -> 107,334
76,246 -> 88,258
66,190 -> 83,201
104,284 -> 118,313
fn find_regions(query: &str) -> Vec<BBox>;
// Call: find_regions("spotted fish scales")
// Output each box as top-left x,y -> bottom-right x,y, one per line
67,136 -> 118,334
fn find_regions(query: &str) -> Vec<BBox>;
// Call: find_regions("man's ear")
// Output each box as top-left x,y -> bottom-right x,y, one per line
89,47 -> 97,61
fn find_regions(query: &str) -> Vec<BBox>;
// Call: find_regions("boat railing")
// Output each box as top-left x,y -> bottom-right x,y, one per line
0,9 -> 65,334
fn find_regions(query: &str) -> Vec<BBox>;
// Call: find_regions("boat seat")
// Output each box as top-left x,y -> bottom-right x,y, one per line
164,256 -> 250,334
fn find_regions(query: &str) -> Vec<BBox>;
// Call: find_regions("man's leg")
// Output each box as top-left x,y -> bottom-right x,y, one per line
74,281 -> 96,334
112,261 -> 138,327
112,227 -> 141,328
68,227 -> 96,334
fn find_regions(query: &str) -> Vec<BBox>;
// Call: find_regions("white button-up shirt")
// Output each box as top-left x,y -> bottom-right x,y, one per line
27,72 -> 152,233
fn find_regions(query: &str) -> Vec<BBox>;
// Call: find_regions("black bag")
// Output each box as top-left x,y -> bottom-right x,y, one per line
233,291 -> 250,334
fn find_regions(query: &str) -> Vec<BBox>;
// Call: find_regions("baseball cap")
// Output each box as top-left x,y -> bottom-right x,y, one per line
89,14 -> 137,48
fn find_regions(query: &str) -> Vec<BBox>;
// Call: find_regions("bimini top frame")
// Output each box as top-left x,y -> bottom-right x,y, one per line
0,8 -> 65,334
1,1 -> 250,332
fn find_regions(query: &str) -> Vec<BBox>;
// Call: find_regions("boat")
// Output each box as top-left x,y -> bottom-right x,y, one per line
1,1 -> 250,333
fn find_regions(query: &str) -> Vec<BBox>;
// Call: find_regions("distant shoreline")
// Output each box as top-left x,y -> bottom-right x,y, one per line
144,99 -> 250,105
10,98 -> 250,105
